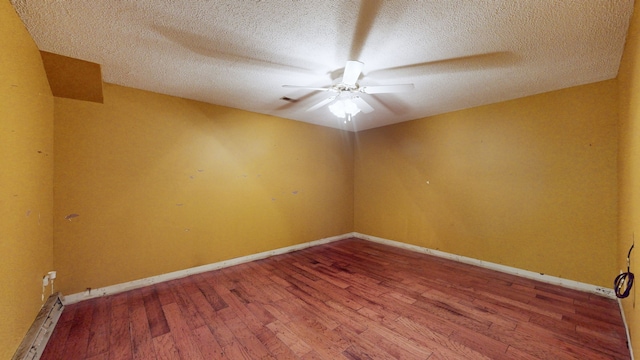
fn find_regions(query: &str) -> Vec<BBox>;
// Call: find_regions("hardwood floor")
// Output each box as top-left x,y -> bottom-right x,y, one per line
41,238 -> 631,359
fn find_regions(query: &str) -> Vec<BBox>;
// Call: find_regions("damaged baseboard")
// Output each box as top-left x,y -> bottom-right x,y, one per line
12,293 -> 64,360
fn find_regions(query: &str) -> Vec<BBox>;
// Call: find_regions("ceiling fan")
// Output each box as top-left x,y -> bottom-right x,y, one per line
282,60 -> 414,122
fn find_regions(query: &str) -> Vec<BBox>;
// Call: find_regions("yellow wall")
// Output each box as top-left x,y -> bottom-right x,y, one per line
354,80 -> 618,287
53,84 -> 354,294
4,0 -> 634,355
0,1 -> 54,358
618,1 -> 640,356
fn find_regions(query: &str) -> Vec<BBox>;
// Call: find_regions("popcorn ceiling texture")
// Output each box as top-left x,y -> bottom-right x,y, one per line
10,0 -> 634,131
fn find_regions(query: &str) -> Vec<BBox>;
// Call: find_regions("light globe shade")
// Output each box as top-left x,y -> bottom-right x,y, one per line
329,98 -> 361,118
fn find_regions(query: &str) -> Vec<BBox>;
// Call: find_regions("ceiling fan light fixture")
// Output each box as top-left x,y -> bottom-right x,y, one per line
329,98 -> 361,119
284,60 -> 414,121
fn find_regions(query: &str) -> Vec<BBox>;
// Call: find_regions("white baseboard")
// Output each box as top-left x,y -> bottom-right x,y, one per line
353,232 -> 616,299
59,231 -> 630,355
62,232 -> 353,305
64,231 -> 616,305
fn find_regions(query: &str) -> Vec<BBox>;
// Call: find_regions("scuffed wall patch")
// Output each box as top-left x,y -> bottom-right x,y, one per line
64,213 -> 79,221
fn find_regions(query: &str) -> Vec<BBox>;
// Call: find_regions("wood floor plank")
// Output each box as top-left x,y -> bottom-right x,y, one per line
262,302 -> 294,324
142,286 -> 170,338
193,273 -> 229,311
293,262 -> 351,289
151,332 -> 179,360
573,325 -> 631,359
448,327 -> 510,360
396,299 -> 458,338
413,295 -> 492,333
504,345 -> 547,360
128,290 -> 157,359
456,298 -> 519,330
389,316 -> 492,360
154,281 -> 176,306
254,327 -> 299,360
334,325 -> 396,360
285,296 -> 341,331
161,302 -> 204,359
285,316 -> 350,359
479,320 -> 611,360
185,283 -> 250,359
170,280 -> 206,331
108,302 -> 132,360
360,327 -> 434,359
235,262 -> 287,303
469,296 -> 531,323
85,353 -> 109,360
62,300 -> 94,359
324,300 -> 369,334
218,307 -> 276,359
85,296 -> 111,358
245,302 -> 276,327
266,319 -> 314,357
42,238 -> 631,359
192,325 -> 226,359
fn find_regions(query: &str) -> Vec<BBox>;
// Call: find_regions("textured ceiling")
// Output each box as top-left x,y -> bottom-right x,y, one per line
10,0 -> 634,132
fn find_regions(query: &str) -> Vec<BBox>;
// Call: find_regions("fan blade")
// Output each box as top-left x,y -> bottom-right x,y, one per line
345,0 -> 384,60
367,52 -> 519,79
282,85 -> 330,91
153,24 -> 318,75
342,60 -> 364,86
351,97 -> 374,113
360,84 -> 414,94
306,96 -> 337,112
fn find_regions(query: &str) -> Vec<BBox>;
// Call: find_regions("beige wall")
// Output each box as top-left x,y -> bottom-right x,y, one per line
354,80 -> 618,288
53,84 -> 354,294
618,1 -> 640,356
0,1 -> 54,358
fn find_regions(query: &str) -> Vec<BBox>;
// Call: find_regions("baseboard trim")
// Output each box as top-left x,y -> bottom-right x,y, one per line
57,232 -> 628,356
12,293 -> 64,360
64,231 -> 616,305
354,232 -> 616,299
63,232 -> 353,305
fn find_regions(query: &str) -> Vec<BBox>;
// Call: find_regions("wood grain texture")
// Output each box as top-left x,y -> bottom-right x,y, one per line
41,238 -> 631,359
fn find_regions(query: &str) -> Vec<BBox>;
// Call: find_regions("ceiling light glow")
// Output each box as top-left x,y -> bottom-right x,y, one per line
328,98 -> 361,119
